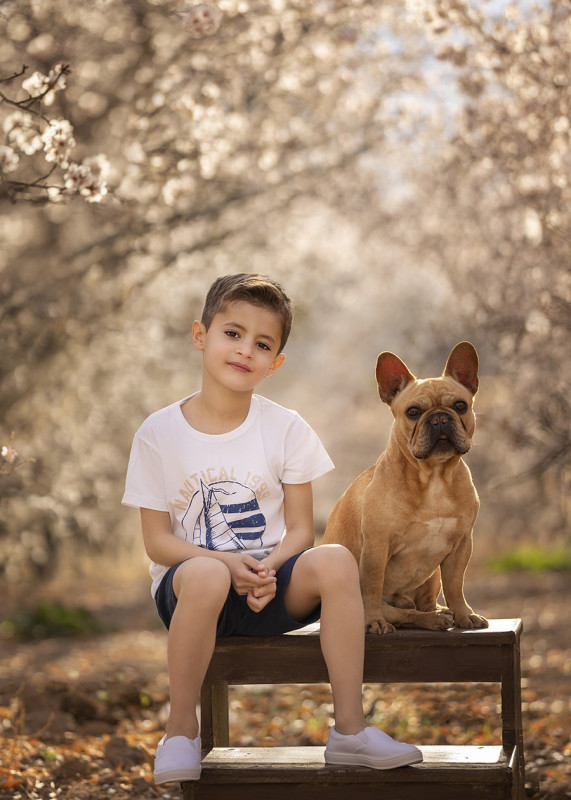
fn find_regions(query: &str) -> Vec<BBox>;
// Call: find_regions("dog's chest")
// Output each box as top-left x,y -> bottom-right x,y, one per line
385,517 -> 458,587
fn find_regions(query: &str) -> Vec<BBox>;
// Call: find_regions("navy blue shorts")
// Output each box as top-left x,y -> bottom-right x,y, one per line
154,549 -> 321,637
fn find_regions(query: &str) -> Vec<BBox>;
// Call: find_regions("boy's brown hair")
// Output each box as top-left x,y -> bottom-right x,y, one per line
201,273 -> 294,353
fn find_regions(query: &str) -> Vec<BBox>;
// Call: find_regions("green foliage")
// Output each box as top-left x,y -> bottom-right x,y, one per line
488,544 -> 571,574
4,600 -> 102,639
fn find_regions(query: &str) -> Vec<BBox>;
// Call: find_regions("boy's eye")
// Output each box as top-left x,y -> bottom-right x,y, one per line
256,342 -> 271,351
225,330 -> 239,338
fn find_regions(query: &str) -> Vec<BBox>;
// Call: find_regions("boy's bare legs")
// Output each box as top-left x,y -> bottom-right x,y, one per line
285,544 -> 422,769
166,557 -> 231,740
284,544 -> 367,734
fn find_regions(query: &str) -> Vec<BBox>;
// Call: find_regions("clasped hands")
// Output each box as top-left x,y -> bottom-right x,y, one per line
228,553 -> 277,613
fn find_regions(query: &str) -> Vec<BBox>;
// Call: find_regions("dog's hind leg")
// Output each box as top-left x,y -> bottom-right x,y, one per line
412,570 -> 443,612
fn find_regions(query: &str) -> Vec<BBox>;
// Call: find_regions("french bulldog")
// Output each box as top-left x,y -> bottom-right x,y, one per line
323,342 -> 488,634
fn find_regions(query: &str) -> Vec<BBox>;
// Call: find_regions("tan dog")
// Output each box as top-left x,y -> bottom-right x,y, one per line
323,342 -> 488,634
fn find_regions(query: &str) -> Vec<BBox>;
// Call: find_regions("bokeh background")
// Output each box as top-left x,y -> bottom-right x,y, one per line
2,0 -> 569,583
1,1 -> 570,797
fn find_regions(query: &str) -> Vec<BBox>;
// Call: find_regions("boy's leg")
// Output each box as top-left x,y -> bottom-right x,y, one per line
284,544 -> 367,734
166,557 -> 231,739
284,545 -> 423,769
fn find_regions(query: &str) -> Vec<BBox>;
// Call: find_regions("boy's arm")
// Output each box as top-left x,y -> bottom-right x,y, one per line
264,482 -> 316,573
246,482 -> 314,614
140,508 -> 276,597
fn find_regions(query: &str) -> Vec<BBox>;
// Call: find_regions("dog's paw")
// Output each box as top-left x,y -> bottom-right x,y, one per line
454,611 -> 489,629
423,609 -> 454,630
366,619 -> 396,635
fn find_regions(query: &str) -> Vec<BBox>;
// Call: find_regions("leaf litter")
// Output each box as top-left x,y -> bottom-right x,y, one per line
1,571 -> 570,799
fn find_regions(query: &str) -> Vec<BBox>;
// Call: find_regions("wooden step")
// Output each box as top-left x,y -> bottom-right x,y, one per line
182,744 -> 518,800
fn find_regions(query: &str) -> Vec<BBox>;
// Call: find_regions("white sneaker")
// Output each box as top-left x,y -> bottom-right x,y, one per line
325,726 -> 423,770
153,734 -> 202,784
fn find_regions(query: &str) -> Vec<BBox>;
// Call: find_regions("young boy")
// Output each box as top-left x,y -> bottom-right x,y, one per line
122,273 -> 422,783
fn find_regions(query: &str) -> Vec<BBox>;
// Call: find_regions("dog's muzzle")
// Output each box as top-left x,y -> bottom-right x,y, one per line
410,409 -> 471,459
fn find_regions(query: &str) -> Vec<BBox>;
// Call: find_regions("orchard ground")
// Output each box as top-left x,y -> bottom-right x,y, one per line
1,562 -> 570,800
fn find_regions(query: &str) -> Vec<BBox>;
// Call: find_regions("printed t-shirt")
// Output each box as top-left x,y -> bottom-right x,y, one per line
122,394 -> 334,596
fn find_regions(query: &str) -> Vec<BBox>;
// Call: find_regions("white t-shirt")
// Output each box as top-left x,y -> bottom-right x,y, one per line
122,394 -> 334,596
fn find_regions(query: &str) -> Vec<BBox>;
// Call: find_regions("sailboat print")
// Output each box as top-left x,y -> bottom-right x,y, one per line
182,478 -> 267,550
194,480 -> 245,550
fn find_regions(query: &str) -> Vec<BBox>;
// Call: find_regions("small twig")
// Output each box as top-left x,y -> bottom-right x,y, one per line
0,65 -> 28,85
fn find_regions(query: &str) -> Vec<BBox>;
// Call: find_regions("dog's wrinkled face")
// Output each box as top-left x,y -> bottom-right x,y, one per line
376,342 -> 479,464
392,378 -> 475,461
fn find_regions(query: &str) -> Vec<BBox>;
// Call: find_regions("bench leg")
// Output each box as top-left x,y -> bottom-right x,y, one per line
501,641 -> 525,799
200,680 -> 229,750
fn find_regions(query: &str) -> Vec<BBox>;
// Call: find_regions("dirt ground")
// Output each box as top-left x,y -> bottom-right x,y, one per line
1,568 -> 570,799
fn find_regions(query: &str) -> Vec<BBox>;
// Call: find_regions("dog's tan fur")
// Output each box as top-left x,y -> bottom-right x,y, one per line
323,342 -> 488,634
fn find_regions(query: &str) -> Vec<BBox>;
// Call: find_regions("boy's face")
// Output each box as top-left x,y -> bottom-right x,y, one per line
192,300 -> 285,394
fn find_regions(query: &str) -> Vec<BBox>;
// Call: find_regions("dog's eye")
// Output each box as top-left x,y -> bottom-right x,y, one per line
454,400 -> 468,413
406,407 -> 421,419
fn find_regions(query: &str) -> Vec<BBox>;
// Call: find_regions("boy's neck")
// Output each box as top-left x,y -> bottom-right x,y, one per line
181,389 -> 253,434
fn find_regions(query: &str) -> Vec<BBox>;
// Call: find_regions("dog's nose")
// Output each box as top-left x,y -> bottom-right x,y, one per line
428,411 -> 452,427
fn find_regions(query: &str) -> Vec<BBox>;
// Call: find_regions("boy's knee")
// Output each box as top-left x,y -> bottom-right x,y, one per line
174,557 -> 231,603
307,544 -> 359,585
321,543 -> 357,569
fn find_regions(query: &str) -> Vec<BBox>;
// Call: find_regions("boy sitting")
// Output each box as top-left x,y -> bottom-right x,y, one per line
122,273 -> 422,783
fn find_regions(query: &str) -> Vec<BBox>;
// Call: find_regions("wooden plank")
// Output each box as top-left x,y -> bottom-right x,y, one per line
205,619 -> 523,685
201,744 -> 509,771
501,638 -> 525,798
184,781 -> 511,800
185,785 -> 510,800
182,746 -> 514,800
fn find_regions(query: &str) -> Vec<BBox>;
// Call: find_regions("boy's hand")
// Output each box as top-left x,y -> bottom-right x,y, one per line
226,554 -> 276,609
247,561 -> 277,612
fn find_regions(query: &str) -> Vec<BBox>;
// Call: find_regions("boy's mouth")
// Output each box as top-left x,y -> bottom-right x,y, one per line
228,361 -> 252,373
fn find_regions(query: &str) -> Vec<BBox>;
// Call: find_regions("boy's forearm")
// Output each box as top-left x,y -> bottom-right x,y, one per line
145,529 -> 236,568
264,527 -> 315,572
140,509 -> 236,568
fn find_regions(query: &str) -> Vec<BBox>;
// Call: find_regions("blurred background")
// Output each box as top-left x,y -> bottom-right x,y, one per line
1,0 -> 569,587
1,3 -> 571,798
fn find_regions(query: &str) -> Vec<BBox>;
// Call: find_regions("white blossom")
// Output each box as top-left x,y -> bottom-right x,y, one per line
181,4 -> 223,38
64,154 -> 109,202
1,446 -> 17,464
41,119 -> 76,165
21,62 -> 69,106
0,145 -> 19,173
3,111 -> 43,155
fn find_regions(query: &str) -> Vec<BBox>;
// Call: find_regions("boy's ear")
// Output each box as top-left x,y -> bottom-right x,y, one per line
192,320 -> 206,350
266,353 -> 285,376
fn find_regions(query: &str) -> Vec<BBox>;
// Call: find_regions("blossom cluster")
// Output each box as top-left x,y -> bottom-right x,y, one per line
1,445 -> 17,464
21,61 -> 69,106
180,4 -> 223,38
0,144 -> 19,173
1,65 -> 109,203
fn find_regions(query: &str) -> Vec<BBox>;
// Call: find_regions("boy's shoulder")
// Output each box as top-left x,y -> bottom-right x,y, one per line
254,394 -> 302,425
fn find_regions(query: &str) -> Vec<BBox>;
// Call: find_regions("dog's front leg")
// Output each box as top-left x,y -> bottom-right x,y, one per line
440,535 -> 488,629
359,536 -> 395,634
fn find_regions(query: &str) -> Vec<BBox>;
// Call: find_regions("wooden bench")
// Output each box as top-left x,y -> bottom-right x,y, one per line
183,618 -> 524,799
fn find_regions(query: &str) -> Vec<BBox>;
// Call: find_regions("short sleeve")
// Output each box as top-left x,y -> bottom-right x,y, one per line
280,413 -> 334,485
122,429 -> 169,511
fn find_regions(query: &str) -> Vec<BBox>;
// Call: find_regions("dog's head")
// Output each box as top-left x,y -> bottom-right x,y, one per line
376,342 -> 478,462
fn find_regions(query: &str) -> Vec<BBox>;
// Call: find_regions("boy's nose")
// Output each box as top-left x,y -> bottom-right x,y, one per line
236,339 -> 254,357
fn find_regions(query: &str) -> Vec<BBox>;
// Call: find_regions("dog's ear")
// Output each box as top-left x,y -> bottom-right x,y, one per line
443,342 -> 479,395
376,352 -> 416,405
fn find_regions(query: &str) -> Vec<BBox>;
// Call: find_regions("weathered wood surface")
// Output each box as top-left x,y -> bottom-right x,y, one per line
204,618 -> 522,685
182,745 -> 515,799
193,618 -> 525,800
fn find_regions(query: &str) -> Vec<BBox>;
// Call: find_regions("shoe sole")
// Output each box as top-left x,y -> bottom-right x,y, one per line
154,767 -> 202,784
325,749 -> 423,770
